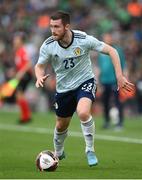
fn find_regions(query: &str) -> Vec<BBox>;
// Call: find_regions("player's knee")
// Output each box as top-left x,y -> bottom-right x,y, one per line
77,110 -> 90,121
56,122 -> 67,132
56,124 -> 65,132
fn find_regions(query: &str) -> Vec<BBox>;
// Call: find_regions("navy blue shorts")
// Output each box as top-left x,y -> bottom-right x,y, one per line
54,78 -> 97,118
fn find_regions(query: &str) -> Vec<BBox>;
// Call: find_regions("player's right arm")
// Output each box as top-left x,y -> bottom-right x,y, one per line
35,63 -> 49,88
34,42 -> 50,88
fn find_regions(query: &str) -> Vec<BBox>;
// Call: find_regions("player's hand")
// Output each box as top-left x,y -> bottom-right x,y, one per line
35,74 -> 50,88
117,76 -> 135,94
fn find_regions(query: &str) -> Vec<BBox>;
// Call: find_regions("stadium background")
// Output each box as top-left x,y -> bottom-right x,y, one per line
0,0 -> 142,114
0,0 -> 142,179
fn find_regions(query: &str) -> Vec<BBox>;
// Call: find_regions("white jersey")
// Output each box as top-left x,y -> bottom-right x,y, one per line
37,30 -> 105,93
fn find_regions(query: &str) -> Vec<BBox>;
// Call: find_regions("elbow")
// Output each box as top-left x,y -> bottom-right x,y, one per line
34,63 -> 38,72
109,47 -> 118,57
112,46 -> 118,54
34,63 -> 41,73
110,46 -> 117,53
102,44 -> 118,56
35,63 -> 38,69
35,63 -> 41,69
35,63 -> 45,72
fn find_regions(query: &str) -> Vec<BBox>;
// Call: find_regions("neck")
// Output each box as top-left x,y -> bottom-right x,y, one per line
59,30 -> 73,47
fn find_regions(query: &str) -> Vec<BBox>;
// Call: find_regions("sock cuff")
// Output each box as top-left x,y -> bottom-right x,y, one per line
80,116 -> 94,127
54,128 -> 68,135
80,116 -> 92,124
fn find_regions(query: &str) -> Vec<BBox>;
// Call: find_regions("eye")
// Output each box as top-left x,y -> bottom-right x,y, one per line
54,25 -> 60,28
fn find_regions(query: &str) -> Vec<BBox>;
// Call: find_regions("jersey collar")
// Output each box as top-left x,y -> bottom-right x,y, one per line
58,30 -> 74,49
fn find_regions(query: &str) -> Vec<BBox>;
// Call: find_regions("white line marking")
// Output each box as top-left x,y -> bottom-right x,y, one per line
0,123 -> 142,144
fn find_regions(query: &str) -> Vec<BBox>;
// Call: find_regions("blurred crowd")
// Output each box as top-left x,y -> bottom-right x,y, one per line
0,0 -> 142,116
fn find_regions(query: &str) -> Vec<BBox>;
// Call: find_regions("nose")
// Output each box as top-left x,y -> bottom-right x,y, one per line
51,27 -> 56,34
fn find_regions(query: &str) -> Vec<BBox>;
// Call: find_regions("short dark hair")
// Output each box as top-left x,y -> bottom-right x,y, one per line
50,11 -> 70,25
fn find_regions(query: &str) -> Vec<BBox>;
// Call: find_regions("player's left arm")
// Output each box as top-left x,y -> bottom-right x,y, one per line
101,44 -> 135,92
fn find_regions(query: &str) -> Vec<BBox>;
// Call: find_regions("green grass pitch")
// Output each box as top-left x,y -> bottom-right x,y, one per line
0,111 -> 142,179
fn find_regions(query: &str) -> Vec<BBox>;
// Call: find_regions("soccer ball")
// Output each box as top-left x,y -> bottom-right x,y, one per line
36,150 -> 59,171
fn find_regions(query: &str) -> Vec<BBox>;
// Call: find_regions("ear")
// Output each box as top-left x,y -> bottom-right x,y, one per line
65,24 -> 70,31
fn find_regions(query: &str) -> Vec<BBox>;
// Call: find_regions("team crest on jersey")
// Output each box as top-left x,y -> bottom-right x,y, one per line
74,47 -> 82,56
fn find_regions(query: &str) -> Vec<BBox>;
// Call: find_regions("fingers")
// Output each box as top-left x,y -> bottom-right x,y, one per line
126,82 -> 135,87
122,82 -> 135,92
117,76 -> 135,92
122,85 -> 132,92
36,80 -> 43,88
35,74 -> 50,88
119,81 -> 135,93
43,74 -> 50,80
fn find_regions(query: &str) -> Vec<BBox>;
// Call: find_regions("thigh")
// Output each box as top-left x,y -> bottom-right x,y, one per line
76,97 -> 92,116
54,91 -> 77,118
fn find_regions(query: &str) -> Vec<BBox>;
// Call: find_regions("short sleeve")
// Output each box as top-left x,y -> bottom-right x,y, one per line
86,35 -> 105,52
37,43 -> 50,64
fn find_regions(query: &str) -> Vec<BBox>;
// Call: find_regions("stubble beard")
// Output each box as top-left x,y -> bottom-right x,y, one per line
52,30 -> 66,41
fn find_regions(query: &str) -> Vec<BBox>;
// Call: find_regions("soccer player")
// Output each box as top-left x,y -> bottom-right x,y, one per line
35,11 -> 134,166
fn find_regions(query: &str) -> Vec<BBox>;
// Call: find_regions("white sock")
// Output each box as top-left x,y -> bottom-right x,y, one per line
80,116 -> 95,153
53,128 -> 68,157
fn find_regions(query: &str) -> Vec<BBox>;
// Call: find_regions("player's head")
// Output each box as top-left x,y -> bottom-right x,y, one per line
50,11 -> 70,41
